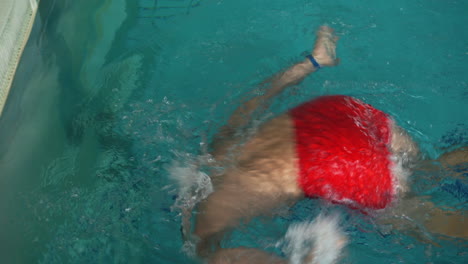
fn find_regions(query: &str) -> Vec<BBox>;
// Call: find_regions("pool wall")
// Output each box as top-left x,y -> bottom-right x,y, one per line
0,0 -> 39,115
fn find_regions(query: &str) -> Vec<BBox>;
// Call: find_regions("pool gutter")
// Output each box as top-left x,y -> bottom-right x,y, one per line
0,0 -> 39,116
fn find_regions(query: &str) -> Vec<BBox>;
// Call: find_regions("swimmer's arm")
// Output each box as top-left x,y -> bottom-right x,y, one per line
437,146 -> 468,179
383,148 -> 468,240
222,59 -> 316,129
226,26 -> 339,129
208,248 -> 287,264
211,26 -> 339,159
381,196 -> 468,240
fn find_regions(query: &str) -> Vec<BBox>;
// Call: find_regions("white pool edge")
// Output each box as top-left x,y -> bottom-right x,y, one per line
0,0 -> 39,116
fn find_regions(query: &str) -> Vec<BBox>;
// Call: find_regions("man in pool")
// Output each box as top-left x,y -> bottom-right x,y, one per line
191,26 -> 467,263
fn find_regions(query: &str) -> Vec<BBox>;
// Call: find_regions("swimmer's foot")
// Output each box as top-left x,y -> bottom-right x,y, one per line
311,26 -> 340,67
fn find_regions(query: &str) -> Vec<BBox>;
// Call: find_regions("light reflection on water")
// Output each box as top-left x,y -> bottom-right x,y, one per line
0,0 -> 466,263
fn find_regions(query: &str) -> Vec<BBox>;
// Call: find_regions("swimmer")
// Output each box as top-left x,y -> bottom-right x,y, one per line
189,26 -> 467,263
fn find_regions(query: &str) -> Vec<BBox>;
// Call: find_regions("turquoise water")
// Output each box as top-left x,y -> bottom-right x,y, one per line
0,0 -> 466,263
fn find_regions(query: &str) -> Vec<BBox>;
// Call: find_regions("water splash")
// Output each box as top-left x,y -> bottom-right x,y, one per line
280,213 -> 347,264
167,156 -> 214,256
168,158 -> 213,211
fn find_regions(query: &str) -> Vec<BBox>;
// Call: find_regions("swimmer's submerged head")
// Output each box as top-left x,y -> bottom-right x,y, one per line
290,95 -> 417,211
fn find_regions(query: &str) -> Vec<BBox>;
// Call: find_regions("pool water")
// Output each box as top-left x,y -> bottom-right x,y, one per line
0,0 -> 466,263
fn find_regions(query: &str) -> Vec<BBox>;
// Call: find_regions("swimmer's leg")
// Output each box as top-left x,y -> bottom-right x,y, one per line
211,26 -> 340,160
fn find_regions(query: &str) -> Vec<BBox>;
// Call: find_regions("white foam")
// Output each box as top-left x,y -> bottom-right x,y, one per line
388,120 -> 418,197
168,159 -> 213,211
167,158 -> 214,256
390,153 -> 411,196
281,213 -> 347,264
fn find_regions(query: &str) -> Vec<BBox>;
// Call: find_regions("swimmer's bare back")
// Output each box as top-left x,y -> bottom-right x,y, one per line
194,26 -> 340,263
192,26 -> 467,263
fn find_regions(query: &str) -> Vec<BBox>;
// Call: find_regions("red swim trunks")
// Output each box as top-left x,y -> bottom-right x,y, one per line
290,95 -> 394,210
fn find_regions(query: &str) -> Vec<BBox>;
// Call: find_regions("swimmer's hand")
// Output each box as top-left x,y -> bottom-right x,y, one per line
311,26 -> 340,67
